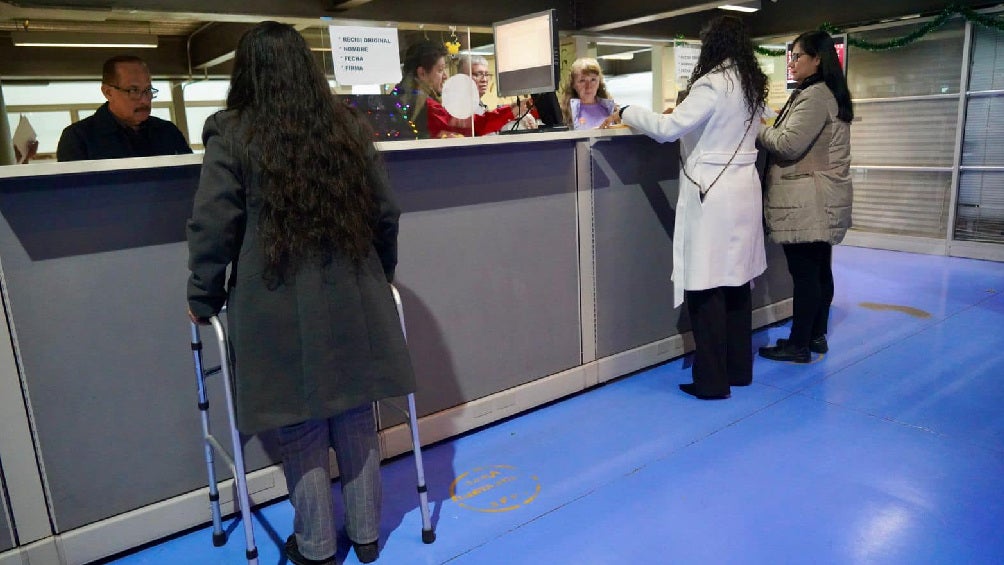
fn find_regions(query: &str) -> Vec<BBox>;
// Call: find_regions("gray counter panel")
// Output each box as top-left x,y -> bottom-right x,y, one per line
753,242 -> 794,308
0,482 -> 11,551
590,135 -> 793,358
0,167 -> 274,532
591,136 -> 682,358
384,141 -> 581,420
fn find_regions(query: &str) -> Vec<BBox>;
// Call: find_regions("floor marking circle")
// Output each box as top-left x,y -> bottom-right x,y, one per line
450,464 -> 541,513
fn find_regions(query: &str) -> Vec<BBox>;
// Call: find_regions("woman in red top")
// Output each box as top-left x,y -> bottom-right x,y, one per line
396,40 -> 525,138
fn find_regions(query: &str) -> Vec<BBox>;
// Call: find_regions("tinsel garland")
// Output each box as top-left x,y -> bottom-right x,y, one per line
753,2 -> 1003,56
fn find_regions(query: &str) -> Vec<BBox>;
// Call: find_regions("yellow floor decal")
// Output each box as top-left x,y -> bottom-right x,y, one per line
450,464 -> 541,513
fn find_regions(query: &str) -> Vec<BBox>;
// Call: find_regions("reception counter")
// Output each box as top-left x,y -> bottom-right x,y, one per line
0,129 -> 792,564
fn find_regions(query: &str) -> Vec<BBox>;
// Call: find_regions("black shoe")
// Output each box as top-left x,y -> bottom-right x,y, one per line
353,541 -> 380,563
284,535 -> 335,565
776,336 -> 828,354
758,342 -> 811,363
729,379 -> 752,387
679,383 -> 730,400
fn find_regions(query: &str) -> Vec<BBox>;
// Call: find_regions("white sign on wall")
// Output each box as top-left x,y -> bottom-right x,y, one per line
673,42 -> 701,91
327,26 -> 401,85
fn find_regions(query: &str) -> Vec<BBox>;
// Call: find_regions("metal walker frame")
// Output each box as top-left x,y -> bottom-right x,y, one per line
189,285 -> 435,564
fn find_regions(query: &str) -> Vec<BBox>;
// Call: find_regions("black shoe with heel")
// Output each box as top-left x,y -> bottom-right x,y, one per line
758,341 -> 811,363
679,383 -> 730,400
775,335 -> 828,354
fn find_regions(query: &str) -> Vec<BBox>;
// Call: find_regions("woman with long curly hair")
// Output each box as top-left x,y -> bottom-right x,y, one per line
603,15 -> 769,400
186,21 -> 415,565
757,30 -> 854,363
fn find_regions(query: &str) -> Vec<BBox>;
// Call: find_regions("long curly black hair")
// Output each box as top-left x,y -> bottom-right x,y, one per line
226,21 -> 378,285
688,15 -> 768,121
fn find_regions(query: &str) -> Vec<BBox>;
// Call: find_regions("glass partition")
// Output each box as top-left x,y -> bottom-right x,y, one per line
4,80 -> 176,160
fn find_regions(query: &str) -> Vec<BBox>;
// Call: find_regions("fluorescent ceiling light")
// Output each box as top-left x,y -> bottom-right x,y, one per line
461,45 -> 497,56
719,0 -> 761,12
599,52 -> 635,60
11,31 -> 159,48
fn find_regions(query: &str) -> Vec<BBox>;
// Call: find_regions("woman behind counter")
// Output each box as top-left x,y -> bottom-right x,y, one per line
560,57 -> 617,130
186,21 -> 415,565
396,40 -> 525,138
603,15 -> 768,400
757,30 -> 854,363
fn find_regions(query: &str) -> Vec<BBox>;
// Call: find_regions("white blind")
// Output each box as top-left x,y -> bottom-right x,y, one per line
841,21 -> 963,240
847,21 -> 964,99
956,172 -> 1004,243
963,96 -> 1004,167
851,169 -> 951,237
851,98 -> 958,167
969,24 -> 1004,91
956,24 -> 1004,243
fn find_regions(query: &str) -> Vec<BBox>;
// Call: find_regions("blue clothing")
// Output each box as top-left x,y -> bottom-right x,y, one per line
57,102 -> 191,161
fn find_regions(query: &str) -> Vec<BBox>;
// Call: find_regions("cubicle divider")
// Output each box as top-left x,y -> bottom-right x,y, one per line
0,131 -> 791,565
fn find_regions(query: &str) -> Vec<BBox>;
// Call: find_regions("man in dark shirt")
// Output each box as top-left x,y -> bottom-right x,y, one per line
56,55 -> 192,161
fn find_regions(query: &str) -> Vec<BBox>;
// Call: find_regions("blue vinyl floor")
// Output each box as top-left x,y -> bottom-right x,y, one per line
102,246 -> 1004,564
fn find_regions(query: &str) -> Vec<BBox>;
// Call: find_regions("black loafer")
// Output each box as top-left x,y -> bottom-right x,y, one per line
353,541 -> 380,563
284,535 -> 335,565
776,336 -> 828,354
758,342 -> 811,363
679,383 -> 730,400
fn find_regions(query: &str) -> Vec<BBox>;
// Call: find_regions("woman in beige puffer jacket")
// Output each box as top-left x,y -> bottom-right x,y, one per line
757,30 -> 854,363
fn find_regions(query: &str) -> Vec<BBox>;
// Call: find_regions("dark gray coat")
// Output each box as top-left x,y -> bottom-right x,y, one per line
187,110 -> 415,435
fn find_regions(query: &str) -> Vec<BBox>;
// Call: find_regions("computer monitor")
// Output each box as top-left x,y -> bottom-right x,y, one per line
493,9 -> 559,98
530,92 -> 563,128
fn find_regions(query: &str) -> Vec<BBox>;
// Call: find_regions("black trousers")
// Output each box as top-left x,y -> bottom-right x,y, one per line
685,283 -> 753,395
782,241 -> 834,347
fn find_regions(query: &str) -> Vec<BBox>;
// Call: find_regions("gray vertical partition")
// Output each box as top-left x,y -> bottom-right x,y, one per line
0,482 -> 12,552
590,136 -> 683,357
589,135 -> 792,358
380,139 -> 582,424
0,166 -> 275,533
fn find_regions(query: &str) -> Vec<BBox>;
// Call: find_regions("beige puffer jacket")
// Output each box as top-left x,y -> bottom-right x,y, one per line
757,82 -> 852,245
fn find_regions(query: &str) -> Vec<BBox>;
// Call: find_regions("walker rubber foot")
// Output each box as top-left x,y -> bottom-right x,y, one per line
212,531 -> 227,547
422,529 -> 436,544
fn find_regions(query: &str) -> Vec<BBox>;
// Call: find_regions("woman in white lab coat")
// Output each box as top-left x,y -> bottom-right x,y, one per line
603,15 -> 768,399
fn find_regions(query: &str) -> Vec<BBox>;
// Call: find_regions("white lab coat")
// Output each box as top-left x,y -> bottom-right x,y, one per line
621,62 -> 766,308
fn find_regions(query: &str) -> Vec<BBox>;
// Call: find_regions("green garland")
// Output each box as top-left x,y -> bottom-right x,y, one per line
754,45 -> 786,57
753,2 -> 1003,56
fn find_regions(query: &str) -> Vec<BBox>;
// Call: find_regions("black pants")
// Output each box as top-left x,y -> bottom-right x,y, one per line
685,283 -> 753,395
782,241 -> 834,347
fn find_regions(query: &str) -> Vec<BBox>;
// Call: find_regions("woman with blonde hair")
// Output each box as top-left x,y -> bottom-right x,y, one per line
560,57 -> 617,129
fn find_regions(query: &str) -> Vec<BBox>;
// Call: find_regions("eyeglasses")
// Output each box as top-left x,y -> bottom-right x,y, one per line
471,72 -> 493,79
107,84 -> 159,100
790,52 -> 807,62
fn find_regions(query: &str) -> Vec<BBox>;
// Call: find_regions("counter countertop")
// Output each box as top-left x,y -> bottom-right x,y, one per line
0,127 -> 637,179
